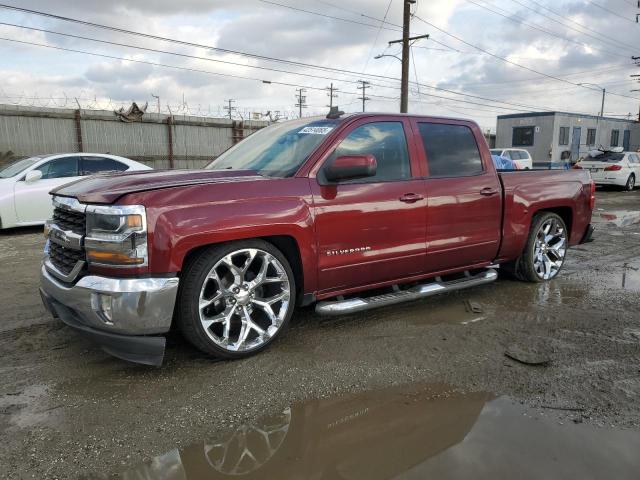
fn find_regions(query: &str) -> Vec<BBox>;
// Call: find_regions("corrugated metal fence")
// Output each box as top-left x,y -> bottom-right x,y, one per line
0,105 -> 268,169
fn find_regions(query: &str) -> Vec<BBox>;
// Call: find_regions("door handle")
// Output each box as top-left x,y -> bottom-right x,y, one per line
480,187 -> 498,196
399,193 -> 424,203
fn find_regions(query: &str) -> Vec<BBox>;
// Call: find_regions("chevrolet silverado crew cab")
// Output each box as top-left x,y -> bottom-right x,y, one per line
40,113 -> 595,366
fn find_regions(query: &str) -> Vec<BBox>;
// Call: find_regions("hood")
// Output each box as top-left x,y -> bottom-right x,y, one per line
52,169 -> 265,204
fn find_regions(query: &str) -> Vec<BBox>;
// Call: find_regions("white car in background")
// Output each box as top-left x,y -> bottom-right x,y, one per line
490,148 -> 533,170
575,148 -> 640,191
0,153 -> 152,229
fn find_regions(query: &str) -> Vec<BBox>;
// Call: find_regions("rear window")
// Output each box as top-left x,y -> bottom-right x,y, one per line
586,152 -> 624,162
418,123 -> 484,177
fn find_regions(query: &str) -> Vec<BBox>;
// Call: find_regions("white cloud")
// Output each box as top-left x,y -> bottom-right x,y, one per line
0,0 -> 638,129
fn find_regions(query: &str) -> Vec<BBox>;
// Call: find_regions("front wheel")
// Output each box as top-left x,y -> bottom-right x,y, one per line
177,240 -> 296,359
508,212 -> 568,283
624,174 -> 635,191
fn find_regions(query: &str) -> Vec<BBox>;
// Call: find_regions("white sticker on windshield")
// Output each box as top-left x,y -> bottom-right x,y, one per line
298,126 -> 334,135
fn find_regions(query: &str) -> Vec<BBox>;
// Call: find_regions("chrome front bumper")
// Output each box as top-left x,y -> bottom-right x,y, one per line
40,266 -> 179,365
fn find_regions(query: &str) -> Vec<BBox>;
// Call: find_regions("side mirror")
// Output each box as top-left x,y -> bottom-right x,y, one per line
325,154 -> 377,182
25,170 -> 43,183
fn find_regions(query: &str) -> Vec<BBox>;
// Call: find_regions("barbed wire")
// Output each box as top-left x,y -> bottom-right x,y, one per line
0,89 -> 308,121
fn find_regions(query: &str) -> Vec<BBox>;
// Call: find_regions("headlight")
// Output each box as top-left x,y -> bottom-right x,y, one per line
85,205 -> 148,266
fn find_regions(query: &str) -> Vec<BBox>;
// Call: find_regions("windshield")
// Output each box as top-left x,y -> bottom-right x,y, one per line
0,156 -> 43,178
207,117 -> 340,177
585,152 -> 625,162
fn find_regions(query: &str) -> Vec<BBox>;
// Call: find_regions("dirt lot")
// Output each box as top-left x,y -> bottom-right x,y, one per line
1,189 -> 639,478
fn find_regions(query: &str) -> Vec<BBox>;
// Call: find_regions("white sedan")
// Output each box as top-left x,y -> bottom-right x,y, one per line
489,148 -> 533,170
0,153 -> 152,229
575,148 -> 640,191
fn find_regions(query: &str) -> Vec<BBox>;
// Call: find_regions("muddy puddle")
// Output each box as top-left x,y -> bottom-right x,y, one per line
592,209 -> 640,228
113,384 -> 640,480
398,296 -> 486,326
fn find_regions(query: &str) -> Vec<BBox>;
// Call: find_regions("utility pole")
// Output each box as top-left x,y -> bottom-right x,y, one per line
151,94 -> 160,113
388,0 -> 428,113
295,88 -> 307,118
357,80 -> 371,112
326,83 -> 339,109
633,56 -> 639,121
224,99 -> 236,119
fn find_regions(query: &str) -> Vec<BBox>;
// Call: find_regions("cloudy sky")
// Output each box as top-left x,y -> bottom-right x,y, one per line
0,0 -> 639,130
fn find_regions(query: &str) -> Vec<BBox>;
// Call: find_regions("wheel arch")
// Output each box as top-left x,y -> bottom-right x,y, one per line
179,235 -> 306,305
534,206 -> 573,238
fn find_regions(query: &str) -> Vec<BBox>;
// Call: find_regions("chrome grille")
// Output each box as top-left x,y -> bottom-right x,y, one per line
52,206 -> 86,235
49,241 -> 85,276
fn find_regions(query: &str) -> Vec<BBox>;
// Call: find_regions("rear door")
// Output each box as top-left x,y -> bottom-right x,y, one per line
412,119 -> 502,273
310,118 -> 427,293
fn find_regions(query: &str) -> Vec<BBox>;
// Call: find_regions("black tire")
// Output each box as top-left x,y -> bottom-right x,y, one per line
506,212 -> 568,283
177,239 -> 296,359
624,174 -> 635,192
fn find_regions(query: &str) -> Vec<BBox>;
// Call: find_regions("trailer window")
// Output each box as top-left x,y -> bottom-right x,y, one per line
418,123 -> 483,178
512,126 -> 534,147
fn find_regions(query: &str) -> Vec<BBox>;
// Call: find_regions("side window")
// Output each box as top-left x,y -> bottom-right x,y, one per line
512,126 -> 534,147
611,130 -> 619,147
418,123 -> 484,177
40,157 -> 79,179
81,157 -> 128,175
559,127 -> 569,146
629,154 -> 639,164
325,122 -> 411,182
502,151 -> 513,160
511,151 -> 523,160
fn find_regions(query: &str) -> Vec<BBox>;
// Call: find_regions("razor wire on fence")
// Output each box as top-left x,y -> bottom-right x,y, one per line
0,102 -> 271,170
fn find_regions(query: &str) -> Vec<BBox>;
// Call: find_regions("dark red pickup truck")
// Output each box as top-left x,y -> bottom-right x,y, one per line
40,113 -> 595,365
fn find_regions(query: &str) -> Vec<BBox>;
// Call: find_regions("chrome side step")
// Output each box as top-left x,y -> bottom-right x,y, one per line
315,269 -> 498,316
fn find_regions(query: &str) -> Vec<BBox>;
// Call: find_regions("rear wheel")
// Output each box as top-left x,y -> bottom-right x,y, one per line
624,174 -> 635,191
177,240 -> 296,359
508,212 -> 568,283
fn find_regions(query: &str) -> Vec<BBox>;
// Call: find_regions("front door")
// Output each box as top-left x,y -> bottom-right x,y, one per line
412,120 -> 502,273
311,119 -> 427,293
13,156 -> 82,223
571,127 -> 581,162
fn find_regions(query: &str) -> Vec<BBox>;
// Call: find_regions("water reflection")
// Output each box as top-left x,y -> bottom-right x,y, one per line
116,384 -> 640,479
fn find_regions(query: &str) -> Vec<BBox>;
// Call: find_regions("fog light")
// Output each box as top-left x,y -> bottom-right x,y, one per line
91,293 -> 114,324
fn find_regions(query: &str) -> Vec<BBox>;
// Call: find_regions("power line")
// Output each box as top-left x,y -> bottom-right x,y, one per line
361,0 -> 394,74
0,3 -> 411,90
465,0 -> 632,58
257,0 -> 404,32
587,0 -> 638,22
507,0 -> 638,52
412,14 -> 640,102
4,3 -> 635,111
0,22 -> 592,115
2,6 -> 637,116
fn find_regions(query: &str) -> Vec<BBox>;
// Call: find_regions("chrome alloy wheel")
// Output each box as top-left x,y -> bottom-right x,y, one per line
533,217 -> 567,280
198,248 -> 292,352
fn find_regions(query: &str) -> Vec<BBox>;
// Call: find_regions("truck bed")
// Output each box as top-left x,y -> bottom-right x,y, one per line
495,169 -> 593,263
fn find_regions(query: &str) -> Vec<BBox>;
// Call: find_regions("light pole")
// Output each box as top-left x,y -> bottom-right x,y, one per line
579,83 -> 606,148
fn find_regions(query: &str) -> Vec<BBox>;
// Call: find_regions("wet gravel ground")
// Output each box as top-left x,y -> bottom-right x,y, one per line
1,189 -> 640,479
